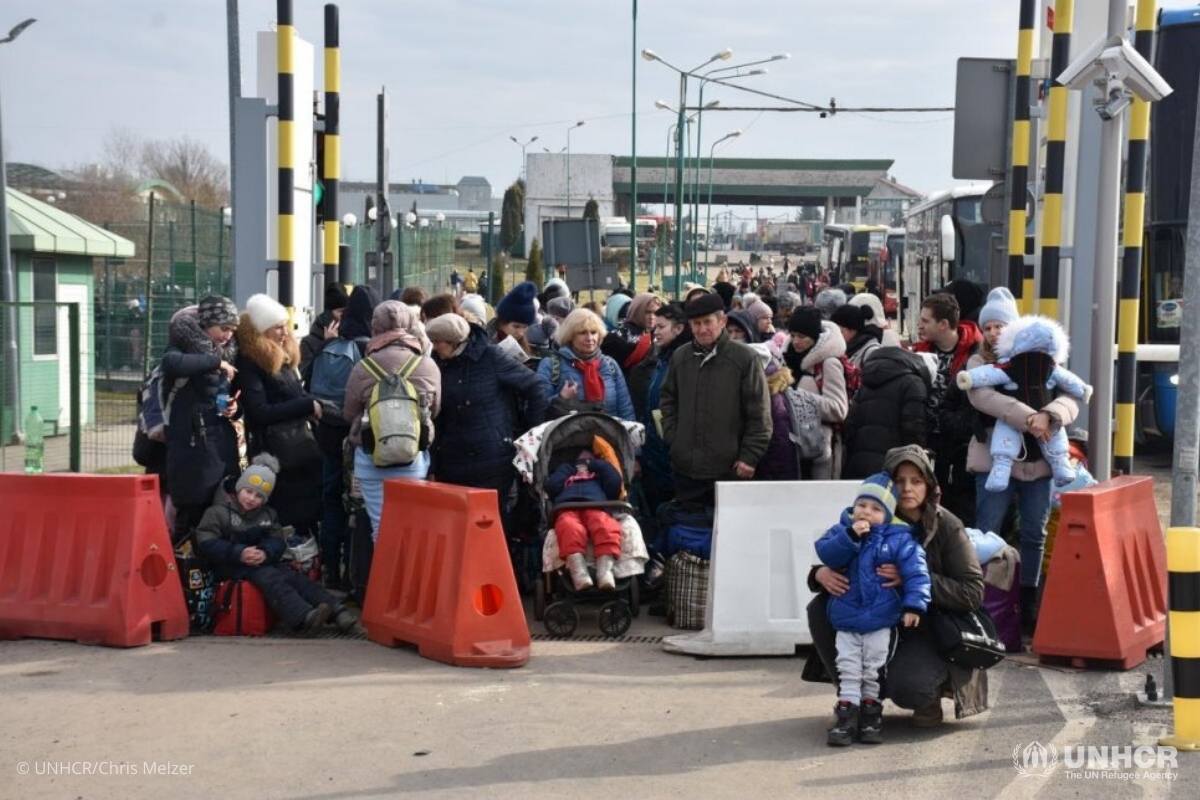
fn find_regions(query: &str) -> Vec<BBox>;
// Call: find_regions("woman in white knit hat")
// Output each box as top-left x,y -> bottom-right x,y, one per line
234,293 -> 325,536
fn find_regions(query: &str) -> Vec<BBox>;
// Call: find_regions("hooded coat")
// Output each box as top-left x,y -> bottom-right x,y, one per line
841,348 -> 930,479
431,324 -> 549,489
161,307 -> 240,508
233,315 -> 322,528
343,302 -> 442,449
787,320 -> 849,479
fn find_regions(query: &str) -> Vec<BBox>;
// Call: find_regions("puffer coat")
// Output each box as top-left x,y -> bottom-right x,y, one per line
842,348 -> 929,479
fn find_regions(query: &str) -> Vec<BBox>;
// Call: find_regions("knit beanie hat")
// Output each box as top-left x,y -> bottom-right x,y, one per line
197,295 -> 239,329
814,288 -> 847,319
425,313 -> 470,346
977,286 -> 1019,327
496,281 -> 538,326
711,281 -> 736,309
745,299 -> 773,323
459,293 -> 488,322
236,454 -> 280,502
245,293 -> 290,333
546,296 -> 575,320
856,472 -> 900,523
830,303 -> 871,333
787,306 -> 823,339
325,282 -> 349,312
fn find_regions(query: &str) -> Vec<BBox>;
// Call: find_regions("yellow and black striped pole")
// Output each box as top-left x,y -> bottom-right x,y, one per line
322,3 -> 341,291
1009,0 -> 1036,315
1114,0 -> 1156,477
276,0 -> 296,317
1037,0 -> 1072,322
1161,527 -> 1200,750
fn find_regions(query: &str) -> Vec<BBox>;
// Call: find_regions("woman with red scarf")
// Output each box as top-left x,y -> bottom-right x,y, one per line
536,308 -> 635,421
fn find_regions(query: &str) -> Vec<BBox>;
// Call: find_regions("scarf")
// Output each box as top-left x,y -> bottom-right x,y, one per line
573,356 -> 605,402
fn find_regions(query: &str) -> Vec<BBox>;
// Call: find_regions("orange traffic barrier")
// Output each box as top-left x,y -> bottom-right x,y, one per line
0,474 -> 189,647
1033,475 -> 1166,669
361,480 -> 530,667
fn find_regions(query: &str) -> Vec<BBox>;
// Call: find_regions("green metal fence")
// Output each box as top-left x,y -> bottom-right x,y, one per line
339,224 -> 457,295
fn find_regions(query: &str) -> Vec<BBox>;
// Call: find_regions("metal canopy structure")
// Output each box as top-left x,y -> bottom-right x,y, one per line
612,157 -> 893,207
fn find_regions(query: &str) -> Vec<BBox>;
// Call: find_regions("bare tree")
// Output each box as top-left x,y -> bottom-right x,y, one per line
138,136 -> 229,209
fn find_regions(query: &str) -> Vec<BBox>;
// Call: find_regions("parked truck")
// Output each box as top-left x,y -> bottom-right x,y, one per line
764,221 -> 820,254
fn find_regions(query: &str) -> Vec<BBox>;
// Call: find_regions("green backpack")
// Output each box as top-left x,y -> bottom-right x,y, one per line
360,353 -> 428,467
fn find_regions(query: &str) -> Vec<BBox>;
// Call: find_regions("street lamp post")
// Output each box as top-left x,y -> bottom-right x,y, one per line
509,135 -> 538,181
706,130 -> 742,272
642,46 -> 732,297
0,17 -> 36,441
565,120 -> 584,217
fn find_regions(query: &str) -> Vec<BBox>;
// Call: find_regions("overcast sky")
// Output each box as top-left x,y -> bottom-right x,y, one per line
2,0 -> 1197,201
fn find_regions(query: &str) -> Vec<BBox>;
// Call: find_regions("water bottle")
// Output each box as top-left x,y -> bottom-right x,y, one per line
215,377 -> 231,414
23,406 -> 45,474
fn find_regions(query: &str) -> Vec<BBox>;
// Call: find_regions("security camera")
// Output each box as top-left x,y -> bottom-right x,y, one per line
1057,35 -> 1172,102
1098,40 -> 1172,102
1098,88 -> 1132,121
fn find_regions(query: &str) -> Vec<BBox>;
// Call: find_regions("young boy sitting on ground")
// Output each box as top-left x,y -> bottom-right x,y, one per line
546,448 -> 623,591
814,473 -> 931,746
195,454 -> 360,635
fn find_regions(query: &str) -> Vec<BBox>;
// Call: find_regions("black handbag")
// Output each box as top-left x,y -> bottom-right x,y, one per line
264,417 -> 322,471
929,606 -> 1007,670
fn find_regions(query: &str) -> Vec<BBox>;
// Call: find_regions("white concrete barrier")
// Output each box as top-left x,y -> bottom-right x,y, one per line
662,480 -> 859,657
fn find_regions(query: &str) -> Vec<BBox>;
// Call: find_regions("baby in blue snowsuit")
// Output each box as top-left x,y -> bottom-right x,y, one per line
815,473 -> 931,746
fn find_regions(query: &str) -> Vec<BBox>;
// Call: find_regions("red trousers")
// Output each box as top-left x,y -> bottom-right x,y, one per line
555,509 -> 622,558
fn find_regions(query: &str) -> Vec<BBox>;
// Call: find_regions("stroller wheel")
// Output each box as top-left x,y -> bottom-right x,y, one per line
598,600 -> 633,638
533,573 -> 547,621
543,601 -> 579,638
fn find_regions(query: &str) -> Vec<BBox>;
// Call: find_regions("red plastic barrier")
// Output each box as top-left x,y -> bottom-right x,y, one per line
0,474 -> 189,647
361,480 -> 530,667
1033,475 -> 1166,669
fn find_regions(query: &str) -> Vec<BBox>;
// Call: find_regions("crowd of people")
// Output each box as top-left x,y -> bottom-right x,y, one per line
145,261 -> 1089,739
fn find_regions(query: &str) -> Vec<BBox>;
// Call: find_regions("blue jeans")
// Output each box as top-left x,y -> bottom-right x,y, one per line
974,472 -> 1051,588
320,453 -> 348,576
353,447 -> 430,542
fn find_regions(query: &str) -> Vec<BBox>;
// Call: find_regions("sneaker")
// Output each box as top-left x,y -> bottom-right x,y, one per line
859,698 -> 883,744
298,603 -> 333,636
911,702 -> 944,728
827,701 -> 859,747
332,607 -> 363,635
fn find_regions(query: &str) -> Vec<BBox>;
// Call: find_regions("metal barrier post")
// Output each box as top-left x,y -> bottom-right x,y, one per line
68,302 -> 80,472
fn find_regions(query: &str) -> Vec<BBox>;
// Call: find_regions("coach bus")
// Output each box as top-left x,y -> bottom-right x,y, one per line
900,185 -> 1002,337
879,228 -> 904,317
820,223 -> 888,293
1140,6 -> 1199,438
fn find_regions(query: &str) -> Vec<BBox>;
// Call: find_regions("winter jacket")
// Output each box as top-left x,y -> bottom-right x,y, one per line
963,352 -> 1081,482
536,347 -> 636,421
842,348 -> 930,479
756,390 -> 799,481
816,508 -> 931,634
298,310 -> 335,386
660,331 -> 772,480
629,338 -> 691,492
546,458 -> 622,506
233,316 -> 321,528
343,320 -> 442,450
431,324 -> 548,488
788,320 -> 849,479
913,319 -> 983,444
160,308 -> 240,508
194,490 -> 287,580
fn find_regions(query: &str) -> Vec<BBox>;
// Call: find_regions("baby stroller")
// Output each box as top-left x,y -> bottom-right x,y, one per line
513,412 -> 648,638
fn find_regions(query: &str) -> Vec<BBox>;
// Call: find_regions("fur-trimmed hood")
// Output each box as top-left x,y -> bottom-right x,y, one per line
168,305 -> 238,362
800,319 -> 847,372
997,315 -> 1069,364
235,313 -> 299,376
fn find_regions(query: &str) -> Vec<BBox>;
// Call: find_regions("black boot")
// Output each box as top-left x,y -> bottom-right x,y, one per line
1020,586 -> 1039,637
827,701 -> 859,747
859,698 -> 883,744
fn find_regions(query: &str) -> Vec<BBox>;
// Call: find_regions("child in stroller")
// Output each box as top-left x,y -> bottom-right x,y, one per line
512,412 -> 649,637
546,448 -> 624,591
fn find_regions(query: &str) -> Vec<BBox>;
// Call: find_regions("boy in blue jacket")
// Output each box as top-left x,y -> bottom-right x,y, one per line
546,449 -> 624,591
815,473 -> 931,746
